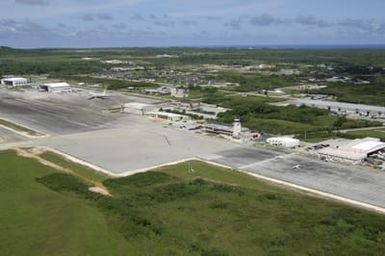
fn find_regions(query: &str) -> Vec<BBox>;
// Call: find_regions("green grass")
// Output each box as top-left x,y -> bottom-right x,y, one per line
181,90 -> 321,134
0,118 -> 44,136
214,96 -> 380,134
4,150 -> 385,255
39,151 -> 109,183
36,159 -> 385,255
211,72 -> 297,91
311,79 -> 385,107
0,150 -> 131,256
295,128 -> 385,143
345,129 -> 385,141
295,131 -> 337,143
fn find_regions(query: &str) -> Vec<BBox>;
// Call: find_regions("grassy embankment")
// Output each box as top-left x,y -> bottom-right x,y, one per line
2,150 -> 385,255
38,151 -> 108,184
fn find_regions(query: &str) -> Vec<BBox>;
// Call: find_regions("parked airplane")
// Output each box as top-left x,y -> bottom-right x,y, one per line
88,88 -> 110,100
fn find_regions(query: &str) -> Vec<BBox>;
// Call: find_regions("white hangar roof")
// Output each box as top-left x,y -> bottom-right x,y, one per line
123,102 -> 154,110
350,138 -> 385,154
43,82 -> 71,88
2,77 -> 27,82
318,137 -> 385,161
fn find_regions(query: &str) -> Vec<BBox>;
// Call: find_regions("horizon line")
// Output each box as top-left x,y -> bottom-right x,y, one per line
3,43 -> 385,50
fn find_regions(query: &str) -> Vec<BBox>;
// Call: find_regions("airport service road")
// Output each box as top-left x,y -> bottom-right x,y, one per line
212,150 -> 385,209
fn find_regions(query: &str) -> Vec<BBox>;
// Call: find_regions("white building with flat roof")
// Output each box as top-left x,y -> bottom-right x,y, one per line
1,77 -> 28,86
192,103 -> 229,119
171,88 -> 188,98
145,111 -> 189,122
40,82 -> 72,93
318,137 -> 385,163
267,137 -> 300,148
122,103 -> 159,115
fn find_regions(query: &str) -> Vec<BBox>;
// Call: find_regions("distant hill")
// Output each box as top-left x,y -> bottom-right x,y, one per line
0,46 -> 26,54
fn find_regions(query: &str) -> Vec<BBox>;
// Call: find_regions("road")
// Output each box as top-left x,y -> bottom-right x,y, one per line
339,126 -> 385,133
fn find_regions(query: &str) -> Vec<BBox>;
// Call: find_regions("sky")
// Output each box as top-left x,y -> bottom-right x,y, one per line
0,0 -> 385,48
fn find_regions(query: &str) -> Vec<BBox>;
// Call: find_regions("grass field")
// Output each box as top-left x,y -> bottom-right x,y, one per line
210,95 -> 380,135
3,150 -> 385,255
0,150 -> 132,256
312,80 -> 385,107
345,128 -> 385,141
294,128 -> 385,143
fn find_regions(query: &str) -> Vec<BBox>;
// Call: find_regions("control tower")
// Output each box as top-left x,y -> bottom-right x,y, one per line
233,118 -> 242,139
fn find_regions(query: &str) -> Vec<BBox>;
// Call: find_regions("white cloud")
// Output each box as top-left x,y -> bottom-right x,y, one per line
81,13 -> 113,22
15,0 -> 48,6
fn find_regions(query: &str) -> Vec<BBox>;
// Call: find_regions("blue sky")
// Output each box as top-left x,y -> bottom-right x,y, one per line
1,0 -> 384,48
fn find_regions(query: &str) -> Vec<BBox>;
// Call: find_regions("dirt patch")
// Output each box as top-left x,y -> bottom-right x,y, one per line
15,147 -> 111,196
89,186 -> 111,196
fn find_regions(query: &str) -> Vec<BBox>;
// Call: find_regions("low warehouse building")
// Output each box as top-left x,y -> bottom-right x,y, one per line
203,121 -> 250,139
290,98 -> 385,120
192,103 -> 229,119
122,103 -> 159,115
145,86 -> 171,95
318,137 -> 385,163
40,82 -> 72,93
1,77 -> 28,86
145,111 -> 189,122
171,88 -> 188,98
267,137 -> 300,148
